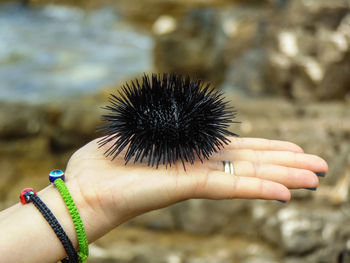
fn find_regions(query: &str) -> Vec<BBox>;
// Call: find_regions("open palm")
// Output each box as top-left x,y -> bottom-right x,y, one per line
63,137 -> 328,236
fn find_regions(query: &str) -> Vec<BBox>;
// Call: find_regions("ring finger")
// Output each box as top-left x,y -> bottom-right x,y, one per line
206,161 -> 319,189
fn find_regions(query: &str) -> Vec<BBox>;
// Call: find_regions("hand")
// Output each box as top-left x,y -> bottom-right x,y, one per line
64,137 -> 328,242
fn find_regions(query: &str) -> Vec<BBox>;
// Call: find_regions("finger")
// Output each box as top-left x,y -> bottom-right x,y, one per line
224,137 -> 304,153
212,150 -> 328,172
182,170 -> 291,201
206,161 -> 319,189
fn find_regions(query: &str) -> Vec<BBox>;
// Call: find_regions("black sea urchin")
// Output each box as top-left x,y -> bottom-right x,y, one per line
98,73 -> 238,168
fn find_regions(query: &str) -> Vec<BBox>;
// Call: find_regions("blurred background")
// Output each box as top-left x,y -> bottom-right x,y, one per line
0,0 -> 350,262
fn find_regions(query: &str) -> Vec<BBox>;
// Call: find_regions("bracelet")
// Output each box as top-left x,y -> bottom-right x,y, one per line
20,188 -> 79,263
50,170 -> 89,263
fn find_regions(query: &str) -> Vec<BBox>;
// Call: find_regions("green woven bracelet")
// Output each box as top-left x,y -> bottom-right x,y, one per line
54,178 -> 89,263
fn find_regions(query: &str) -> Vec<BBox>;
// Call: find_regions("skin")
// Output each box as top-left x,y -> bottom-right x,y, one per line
0,137 -> 328,263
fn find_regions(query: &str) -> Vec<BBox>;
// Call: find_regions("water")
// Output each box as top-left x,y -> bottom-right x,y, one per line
0,3 -> 153,103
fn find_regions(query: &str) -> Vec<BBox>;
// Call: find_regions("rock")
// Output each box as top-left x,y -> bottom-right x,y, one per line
126,207 -> 176,231
172,199 -> 251,235
265,0 -> 350,101
0,102 -> 43,138
266,205 -> 350,261
153,8 -> 227,86
242,258 -> 279,263
48,103 -> 103,151
221,4 -> 272,96
152,15 -> 177,35
223,48 -> 267,96
277,206 -> 323,254
89,226 -> 277,263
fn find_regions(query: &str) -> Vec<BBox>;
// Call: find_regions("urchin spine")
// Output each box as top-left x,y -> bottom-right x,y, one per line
98,73 -> 238,168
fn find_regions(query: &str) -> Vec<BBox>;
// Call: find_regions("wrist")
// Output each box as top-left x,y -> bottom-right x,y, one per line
57,177 -> 116,243
39,185 -> 79,248
0,185 -> 80,263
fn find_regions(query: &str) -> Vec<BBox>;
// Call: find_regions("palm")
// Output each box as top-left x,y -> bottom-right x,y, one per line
64,137 -> 328,226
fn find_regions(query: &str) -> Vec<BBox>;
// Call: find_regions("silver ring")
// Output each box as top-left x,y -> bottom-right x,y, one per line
223,161 -> 234,175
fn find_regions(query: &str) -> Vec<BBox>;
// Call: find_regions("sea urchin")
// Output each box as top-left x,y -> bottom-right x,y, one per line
98,73 -> 238,169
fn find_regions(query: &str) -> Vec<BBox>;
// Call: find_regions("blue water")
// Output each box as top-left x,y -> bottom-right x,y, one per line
0,3 -> 153,103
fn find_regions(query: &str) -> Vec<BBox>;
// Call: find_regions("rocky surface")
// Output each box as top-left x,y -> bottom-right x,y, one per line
88,226 -> 281,263
265,0 -> 350,101
153,9 -> 227,86
151,0 -> 350,100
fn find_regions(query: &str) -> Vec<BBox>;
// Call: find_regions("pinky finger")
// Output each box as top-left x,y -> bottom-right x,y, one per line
188,171 -> 291,202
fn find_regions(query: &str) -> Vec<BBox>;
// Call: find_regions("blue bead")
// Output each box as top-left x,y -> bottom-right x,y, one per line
49,169 -> 65,184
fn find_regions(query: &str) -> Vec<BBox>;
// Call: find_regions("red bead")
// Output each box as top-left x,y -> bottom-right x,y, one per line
20,188 -> 37,204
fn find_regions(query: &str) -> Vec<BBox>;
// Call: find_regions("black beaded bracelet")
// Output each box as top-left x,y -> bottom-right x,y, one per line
20,188 -> 79,263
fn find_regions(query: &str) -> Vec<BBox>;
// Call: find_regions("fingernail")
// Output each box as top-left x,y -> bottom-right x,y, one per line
316,172 -> 326,177
305,187 -> 317,191
277,200 -> 286,203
